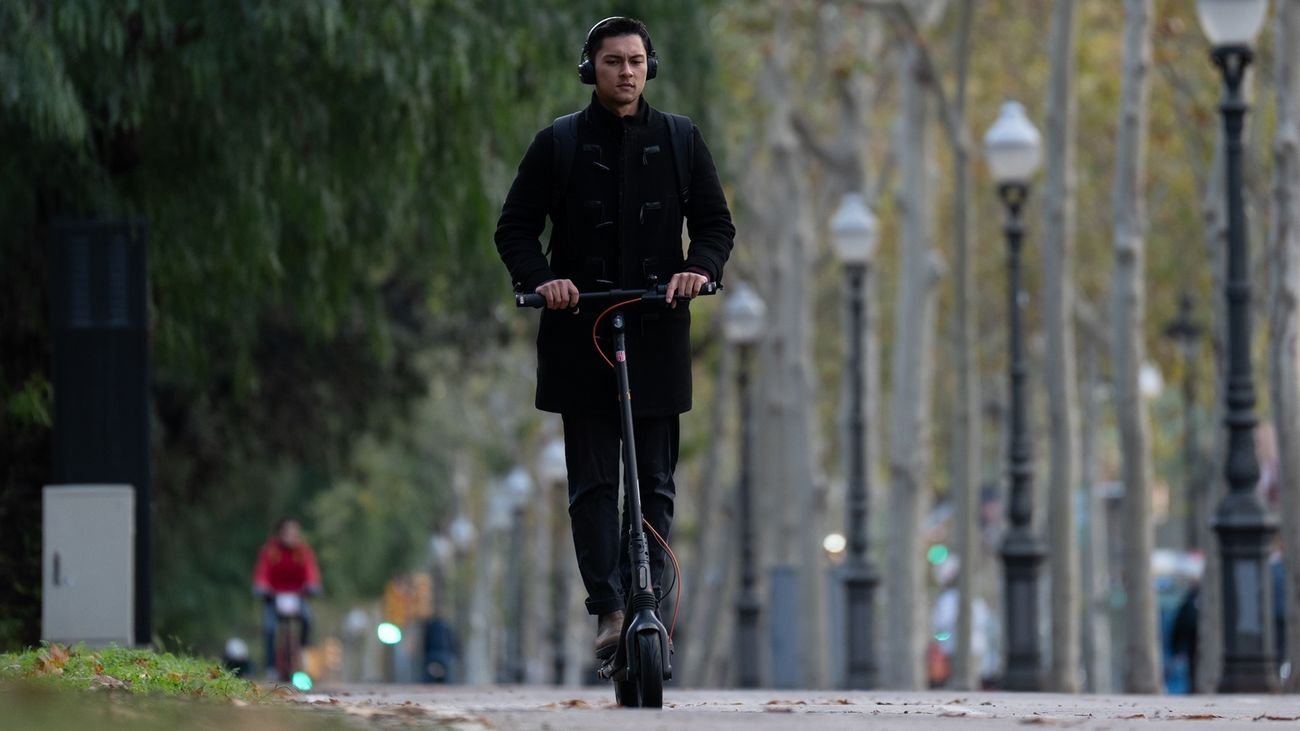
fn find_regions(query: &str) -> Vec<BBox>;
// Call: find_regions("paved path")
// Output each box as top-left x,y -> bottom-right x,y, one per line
296,685 -> 1300,730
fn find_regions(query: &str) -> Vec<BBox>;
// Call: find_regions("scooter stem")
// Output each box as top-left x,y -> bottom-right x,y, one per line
611,312 -> 654,596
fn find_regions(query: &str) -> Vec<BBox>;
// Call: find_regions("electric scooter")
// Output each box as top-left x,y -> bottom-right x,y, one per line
517,280 -> 719,708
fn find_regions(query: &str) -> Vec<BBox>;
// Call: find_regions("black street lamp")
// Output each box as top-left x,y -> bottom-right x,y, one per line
1163,293 -> 1205,551
1195,0 -> 1278,694
831,192 -> 881,689
984,100 -> 1046,692
723,282 -> 767,689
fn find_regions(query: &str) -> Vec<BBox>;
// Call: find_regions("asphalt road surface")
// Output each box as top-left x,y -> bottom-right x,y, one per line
296,685 -> 1300,730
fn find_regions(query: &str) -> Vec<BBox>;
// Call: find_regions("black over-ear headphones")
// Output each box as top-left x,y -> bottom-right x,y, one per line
577,16 -> 658,85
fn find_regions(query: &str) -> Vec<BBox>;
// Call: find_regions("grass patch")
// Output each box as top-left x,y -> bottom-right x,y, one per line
0,642 -> 266,701
0,682 -> 362,731
0,644 -> 366,730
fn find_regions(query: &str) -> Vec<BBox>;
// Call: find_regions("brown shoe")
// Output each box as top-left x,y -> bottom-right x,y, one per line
594,610 -> 624,660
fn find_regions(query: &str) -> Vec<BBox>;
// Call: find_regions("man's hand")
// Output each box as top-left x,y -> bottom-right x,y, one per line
665,271 -> 708,307
535,278 -> 580,310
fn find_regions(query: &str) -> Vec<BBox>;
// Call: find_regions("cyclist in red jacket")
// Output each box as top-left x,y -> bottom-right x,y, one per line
252,517 -> 322,673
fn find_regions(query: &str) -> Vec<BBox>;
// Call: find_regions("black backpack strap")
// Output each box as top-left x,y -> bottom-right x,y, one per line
548,111 -> 581,256
663,112 -> 694,207
551,111 -> 581,217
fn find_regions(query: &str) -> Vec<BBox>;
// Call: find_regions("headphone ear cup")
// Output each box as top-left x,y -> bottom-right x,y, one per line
646,53 -> 658,80
578,58 -> 595,84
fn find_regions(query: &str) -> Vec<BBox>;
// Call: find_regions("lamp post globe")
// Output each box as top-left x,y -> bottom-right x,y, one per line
722,281 -> 767,346
723,281 -> 765,687
984,99 -> 1045,692
538,439 -> 567,485
1196,0 -> 1268,47
984,101 -> 1043,188
1197,0 -> 1278,694
831,193 -> 879,267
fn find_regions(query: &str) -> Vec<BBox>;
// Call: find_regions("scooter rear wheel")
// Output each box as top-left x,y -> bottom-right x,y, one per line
635,633 -> 663,709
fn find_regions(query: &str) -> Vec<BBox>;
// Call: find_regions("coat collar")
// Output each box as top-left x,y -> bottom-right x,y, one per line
586,93 -> 651,133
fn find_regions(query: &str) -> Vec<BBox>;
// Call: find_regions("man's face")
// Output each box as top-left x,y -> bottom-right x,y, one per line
279,520 -> 302,547
592,33 -> 648,112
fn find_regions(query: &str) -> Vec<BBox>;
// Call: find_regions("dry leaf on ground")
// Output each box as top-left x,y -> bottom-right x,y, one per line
542,699 -> 593,709
92,674 -> 129,690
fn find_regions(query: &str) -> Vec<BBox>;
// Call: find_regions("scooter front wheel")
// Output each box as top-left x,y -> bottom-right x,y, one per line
635,633 -> 663,709
614,676 -> 640,707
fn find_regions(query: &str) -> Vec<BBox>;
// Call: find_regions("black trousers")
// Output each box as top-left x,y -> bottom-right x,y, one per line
562,412 -> 679,616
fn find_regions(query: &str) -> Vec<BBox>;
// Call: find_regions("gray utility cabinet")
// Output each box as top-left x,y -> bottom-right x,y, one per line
43,485 -> 135,647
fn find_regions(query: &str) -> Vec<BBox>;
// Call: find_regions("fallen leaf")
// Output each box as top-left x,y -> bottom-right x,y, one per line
166,671 -> 185,682
35,644 -> 71,675
828,698 -> 854,705
208,667 -> 223,679
765,699 -> 807,705
1119,713 -> 1146,719
1170,713 -> 1220,720
1254,715 -> 1300,721
92,674 -> 129,690
542,699 -> 593,709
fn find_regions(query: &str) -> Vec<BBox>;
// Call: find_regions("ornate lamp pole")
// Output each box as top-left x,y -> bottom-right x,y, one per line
1163,293 -> 1205,551
984,100 -> 1046,692
1195,0 -> 1278,693
722,282 -> 767,689
831,192 -> 881,689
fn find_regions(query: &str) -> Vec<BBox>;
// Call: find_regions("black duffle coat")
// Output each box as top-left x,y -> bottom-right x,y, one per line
495,96 -> 735,416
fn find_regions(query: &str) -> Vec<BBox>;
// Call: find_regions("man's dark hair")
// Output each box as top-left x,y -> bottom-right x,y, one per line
583,16 -> 653,60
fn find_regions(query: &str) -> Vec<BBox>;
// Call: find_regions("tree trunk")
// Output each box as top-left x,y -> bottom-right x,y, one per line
948,0 -> 981,692
1269,0 -> 1300,693
1041,0 -> 1082,693
1109,0 -> 1161,694
1076,323 -> 1114,693
885,40 -> 942,690
753,13 -> 826,687
679,323 -> 734,686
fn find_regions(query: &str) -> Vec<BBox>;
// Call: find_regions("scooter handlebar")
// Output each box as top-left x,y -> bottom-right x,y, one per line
515,281 -> 721,309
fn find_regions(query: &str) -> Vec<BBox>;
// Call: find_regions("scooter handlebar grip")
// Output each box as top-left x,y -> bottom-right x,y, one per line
516,293 -> 546,308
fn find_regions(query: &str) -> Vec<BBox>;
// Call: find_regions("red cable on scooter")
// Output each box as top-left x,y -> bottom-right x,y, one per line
592,297 -> 684,641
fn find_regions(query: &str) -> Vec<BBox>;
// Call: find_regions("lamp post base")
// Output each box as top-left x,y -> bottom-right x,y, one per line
842,561 -> 879,689
1214,495 -> 1279,694
1001,528 -> 1045,692
737,595 -> 762,689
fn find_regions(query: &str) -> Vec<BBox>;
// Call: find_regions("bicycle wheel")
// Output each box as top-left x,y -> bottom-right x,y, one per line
635,634 -> 663,709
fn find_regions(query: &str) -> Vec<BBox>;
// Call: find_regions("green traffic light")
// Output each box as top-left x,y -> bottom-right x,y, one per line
377,622 -> 403,645
927,544 -> 949,565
